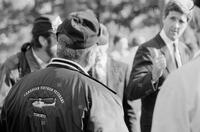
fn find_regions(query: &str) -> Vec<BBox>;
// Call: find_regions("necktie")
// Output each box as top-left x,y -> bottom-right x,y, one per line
173,43 -> 182,68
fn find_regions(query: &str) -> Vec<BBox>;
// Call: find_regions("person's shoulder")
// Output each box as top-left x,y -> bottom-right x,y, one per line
140,34 -> 159,48
79,72 -> 117,94
169,57 -> 200,81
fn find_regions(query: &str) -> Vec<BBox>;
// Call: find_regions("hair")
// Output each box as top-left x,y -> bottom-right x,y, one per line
113,35 -> 121,45
57,34 -> 97,67
164,1 -> 193,21
31,16 -> 52,49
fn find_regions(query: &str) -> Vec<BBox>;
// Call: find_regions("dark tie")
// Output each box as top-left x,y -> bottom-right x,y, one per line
173,43 -> 182,68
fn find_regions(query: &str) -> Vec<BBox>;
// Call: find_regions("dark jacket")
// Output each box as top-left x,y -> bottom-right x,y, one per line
127,34 -> 192,132
0,58 -> 129,132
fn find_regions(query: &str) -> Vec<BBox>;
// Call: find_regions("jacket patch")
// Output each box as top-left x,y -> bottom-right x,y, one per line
24,86 -> 64,104
31,98 -> 56,108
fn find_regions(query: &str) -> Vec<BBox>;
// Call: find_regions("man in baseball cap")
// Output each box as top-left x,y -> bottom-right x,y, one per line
0,15 -> 57,112
0,10 -> 129,132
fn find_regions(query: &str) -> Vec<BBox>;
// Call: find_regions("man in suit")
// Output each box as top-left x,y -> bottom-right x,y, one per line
89,24 -> 138,132
151,2 -> 200,132
125,0 -> 194,132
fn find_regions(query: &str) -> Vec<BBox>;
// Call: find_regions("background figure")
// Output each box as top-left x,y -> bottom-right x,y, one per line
128,36 -> 145,67
89,24 -> 138,132
90,24 -> 130,99
126,0 -> 194,132
0,10 -> 129,132
110,35 -> 130,64
0,16 -> 57,111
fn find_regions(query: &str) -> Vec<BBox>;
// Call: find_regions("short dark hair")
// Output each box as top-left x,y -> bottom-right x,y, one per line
31,16 -> 53,49
31,33 -> 51,49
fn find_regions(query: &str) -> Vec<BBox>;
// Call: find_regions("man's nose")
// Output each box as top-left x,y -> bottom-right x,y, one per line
174,20 -> 180,29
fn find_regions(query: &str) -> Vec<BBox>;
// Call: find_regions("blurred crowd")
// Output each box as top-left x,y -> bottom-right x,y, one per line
0,0 -> 200,132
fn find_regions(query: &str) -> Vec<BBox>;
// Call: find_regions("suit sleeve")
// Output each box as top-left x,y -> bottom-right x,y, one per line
0,101 -> 9,132
127,45 -> 160,100
123,63 -> 138,132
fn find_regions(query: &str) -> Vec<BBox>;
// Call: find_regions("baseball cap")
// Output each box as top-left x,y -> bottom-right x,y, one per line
32,16 -> 53,37
56,10 -> 102,49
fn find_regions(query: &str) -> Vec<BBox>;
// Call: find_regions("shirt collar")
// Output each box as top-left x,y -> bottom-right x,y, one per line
160,29 -> 178,45
48,58 -> 89,75
32,48 -> 47,68
160,29 -> 179,56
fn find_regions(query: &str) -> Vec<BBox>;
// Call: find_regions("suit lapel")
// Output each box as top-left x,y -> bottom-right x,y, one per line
178,42 -> 188,65
154,35 -> 177,74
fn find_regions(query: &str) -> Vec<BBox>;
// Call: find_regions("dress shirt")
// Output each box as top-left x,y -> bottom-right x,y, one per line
160,30 -> 182,67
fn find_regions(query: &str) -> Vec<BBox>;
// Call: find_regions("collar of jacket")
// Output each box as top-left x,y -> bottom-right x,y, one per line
48,58 -> 117,94
47,58 -> 89,75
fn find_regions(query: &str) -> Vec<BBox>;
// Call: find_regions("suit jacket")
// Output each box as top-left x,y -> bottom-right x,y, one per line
89,57 -> 138,132
126,34 -> 192,132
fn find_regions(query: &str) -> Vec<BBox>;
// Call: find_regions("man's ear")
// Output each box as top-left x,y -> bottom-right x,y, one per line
38,36 -> 47,47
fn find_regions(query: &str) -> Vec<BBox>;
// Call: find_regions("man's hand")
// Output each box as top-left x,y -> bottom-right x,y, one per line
152,54 -> 166,82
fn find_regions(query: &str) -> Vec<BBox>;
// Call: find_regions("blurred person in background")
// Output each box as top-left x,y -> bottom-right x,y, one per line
126,0 -> 194,132
89,24 -> 138,132
128,36 -> 145,67
0,10 -> 129,132
0,16 -> 57,111
110,35 -> 130,64
89,23 -> 130,99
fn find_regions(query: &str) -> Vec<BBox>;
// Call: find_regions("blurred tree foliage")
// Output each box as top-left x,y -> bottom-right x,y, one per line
0,0 -> 165,63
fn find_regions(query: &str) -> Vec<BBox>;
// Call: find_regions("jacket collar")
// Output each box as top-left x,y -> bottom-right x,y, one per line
48,58 -> 117,94
47,58 -> 89,75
